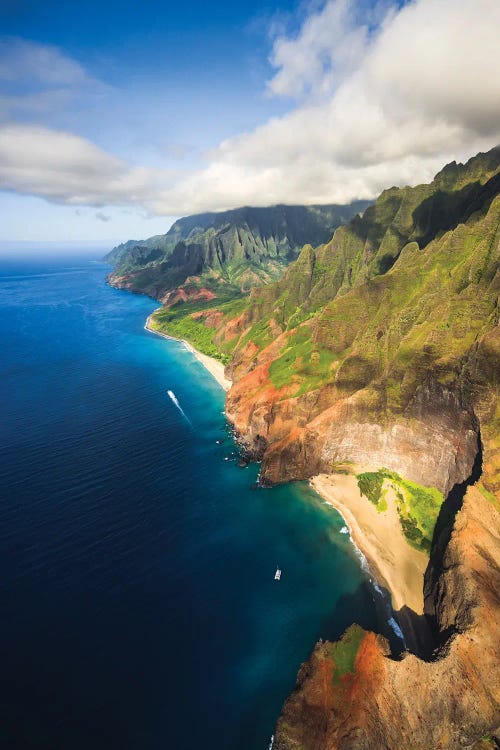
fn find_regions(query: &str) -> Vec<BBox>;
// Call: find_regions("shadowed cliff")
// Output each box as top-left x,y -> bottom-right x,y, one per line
131,147 -> 500,747
273,482 -> 500,750
105,201 -> 370,302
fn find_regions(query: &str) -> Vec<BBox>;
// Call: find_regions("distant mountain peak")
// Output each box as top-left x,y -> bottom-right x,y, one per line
105,200 -> 371,303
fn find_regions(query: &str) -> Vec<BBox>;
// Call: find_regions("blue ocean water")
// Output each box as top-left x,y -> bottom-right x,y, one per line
0,254 -> 389,749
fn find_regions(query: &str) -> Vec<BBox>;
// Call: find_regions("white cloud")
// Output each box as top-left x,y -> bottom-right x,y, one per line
267,0 -> 370,99
1,2 -> 499,218
366,0 -> 500,134
0,123 -> 164,206
0,37 -> 88,86
0,37 -> 110,119
153,0 -> 500,214
0,40 -> 182,213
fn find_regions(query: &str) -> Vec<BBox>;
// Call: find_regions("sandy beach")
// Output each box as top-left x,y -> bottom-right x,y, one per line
144,313 -> 232,392
311,472 -> 428,615
148,309 -> 425,614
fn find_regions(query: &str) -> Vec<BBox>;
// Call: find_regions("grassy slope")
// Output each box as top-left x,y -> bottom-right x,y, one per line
327,624 -> 365,686
149,292 -> 246,364
241,151 -> 500,407
107,203 -> 371,297
147,148 -> 500,548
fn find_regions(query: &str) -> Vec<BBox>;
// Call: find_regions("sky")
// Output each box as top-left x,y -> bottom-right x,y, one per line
0,0 -> 499,248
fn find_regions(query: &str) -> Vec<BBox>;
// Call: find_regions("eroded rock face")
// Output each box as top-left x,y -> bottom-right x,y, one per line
274,486 -> 500,750
226,375 -> 480,495
105,202 -> 370,301
224,296 -> 491,498
221,150 -> 500,502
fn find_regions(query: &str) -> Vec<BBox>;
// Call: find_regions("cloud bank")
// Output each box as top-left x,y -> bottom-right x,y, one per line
0,123 -> 162,205
153,0 -> 500,214
1,0 -> 500,216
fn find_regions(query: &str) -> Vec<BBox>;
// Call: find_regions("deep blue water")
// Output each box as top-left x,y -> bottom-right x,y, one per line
0,255 -> 388,749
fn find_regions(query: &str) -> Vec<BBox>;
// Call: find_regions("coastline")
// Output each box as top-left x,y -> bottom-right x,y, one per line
310,473 -> 428,615
144,313 -> 232,392
147,304 -> 424,617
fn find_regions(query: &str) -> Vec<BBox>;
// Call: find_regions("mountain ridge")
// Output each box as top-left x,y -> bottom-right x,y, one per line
133,146 -> 500,748
105,201 -> 371,302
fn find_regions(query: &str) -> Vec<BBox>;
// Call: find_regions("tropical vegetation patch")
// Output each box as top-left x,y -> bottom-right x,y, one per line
269,326 -> 336,395
327,624 -> 365,686
356,472 -> 388,512
356,468 -> 444,552
151,291 -> 244,364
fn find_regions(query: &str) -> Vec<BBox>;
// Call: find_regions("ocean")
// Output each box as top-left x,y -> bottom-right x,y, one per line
0,253 -> 391,749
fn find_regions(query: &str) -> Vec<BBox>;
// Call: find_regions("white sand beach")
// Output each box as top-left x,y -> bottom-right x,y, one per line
144,314 -> 232,391
311,472 -> 429,614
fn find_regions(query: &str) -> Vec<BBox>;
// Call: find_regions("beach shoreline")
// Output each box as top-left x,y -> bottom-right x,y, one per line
310,473 -> 428,616
144,312 -> 232,392
146,306 -> 423,619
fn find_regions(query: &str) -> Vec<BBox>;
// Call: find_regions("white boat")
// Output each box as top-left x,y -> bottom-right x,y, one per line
274,567 -> 281,581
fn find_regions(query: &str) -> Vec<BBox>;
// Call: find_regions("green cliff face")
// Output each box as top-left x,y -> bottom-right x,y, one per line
129,147 -> 500,749
243,146 -> 500,327
152,147 -> 499,505
105,202 -> 370,300
233,147 -> 500,413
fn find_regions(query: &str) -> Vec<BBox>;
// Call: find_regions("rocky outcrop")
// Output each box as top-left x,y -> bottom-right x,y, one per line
117,148 -> 500,747
226,378 -> 480,495
220,149 -> 500,747
224,311 -> 486,494
222,150 -> 500,499
274,486 -> 500,750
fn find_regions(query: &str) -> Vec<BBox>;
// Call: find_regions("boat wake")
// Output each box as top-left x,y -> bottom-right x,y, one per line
167,390 -> 191,425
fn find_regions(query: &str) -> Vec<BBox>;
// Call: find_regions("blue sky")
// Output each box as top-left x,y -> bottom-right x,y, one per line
0,0 -> 299,246
0,0 -> 499,249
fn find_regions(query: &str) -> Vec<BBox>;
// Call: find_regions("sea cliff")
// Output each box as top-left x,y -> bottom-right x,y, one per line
108,147 -> 500,747
273,485 -> 500,750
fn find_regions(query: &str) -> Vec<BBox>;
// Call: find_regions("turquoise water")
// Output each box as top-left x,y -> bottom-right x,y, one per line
0,254 -> 390,749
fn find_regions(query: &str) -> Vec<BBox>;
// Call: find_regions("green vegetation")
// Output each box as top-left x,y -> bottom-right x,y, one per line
106,202 -> 370,300
268,326 -> 336,395
478,483 -> 500,512
356,469 -> 444,552
392,474 -> 444,553
151,307 -> 222,361
150,291 -> 245,364
240,317 -> 275,350
356,472 -> 385,507
327,624 -> 365,686
215,295 -> 248,319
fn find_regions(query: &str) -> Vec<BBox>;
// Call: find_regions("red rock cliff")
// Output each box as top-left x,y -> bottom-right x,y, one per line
274,485 -> 500,749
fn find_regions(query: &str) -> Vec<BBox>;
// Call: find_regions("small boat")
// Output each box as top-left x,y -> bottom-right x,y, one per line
274,567 -> 281,581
